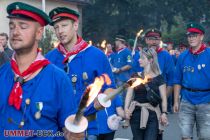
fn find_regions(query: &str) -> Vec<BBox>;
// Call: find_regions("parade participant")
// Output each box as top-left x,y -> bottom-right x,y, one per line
0,32 -> 13,67
45,7 -> 116,140
110,35 -> 132,104
144,29 -> 174,140
0,2 -> 83,140
178,42 -> 188,53
131,43 -> 144,74
124,48 -> 168,140
97,95 -> 124,140
144,29 -> 174,96
165,41 -> 174,52
174,22 -> 210,140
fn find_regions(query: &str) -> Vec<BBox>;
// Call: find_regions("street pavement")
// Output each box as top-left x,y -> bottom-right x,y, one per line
114,113 -> 198,140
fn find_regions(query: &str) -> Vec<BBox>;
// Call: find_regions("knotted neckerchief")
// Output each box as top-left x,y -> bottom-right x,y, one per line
8,50 -> 50,110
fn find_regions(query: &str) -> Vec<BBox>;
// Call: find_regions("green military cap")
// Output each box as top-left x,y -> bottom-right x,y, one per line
145,28 -> 161,38
49,7 -> 80,25
187,22 -> 205,35
128,39 -> 135,47
115,35 -> 126,42
7,2 -> 50,26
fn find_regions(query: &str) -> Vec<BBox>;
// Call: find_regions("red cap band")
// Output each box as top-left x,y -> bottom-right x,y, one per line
187,28 -> 203,34
11,10 -> 46,26
52,13 -> 78,21
146,32 -> 160,37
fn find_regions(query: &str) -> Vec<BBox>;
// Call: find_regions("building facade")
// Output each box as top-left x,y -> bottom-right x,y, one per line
0,0 -> 90,35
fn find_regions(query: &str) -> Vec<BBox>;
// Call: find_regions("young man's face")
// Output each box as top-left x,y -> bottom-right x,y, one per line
167,44 -> 173,51
187,33 -> 203,48
53,19 -> 78,46
0,35 -> 8,48
145,37 -> 161,48
9,18 -> 43,52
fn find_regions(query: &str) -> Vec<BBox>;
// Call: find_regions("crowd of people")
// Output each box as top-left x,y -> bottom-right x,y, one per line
0,1 -> 210,140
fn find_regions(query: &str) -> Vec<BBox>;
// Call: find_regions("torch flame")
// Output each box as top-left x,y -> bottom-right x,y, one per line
160,41 -> 163,48
101,40 -> 106,49
86,74 -> 111,106
89,40 -> 93,45
128,76 -> 148,88
137,29 -> 144,37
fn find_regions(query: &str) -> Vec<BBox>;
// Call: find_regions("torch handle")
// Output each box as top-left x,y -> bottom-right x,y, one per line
132,36 -> 138,56
103,86 -> 125,102
73,109 -> 84,125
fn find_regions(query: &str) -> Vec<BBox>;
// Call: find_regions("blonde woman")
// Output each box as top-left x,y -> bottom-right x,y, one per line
124,48 -> 168,140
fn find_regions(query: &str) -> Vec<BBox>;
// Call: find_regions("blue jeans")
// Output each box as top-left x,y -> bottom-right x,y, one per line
86,135 -> 97,140
179,100 -> 210,139
130,109 -> 158,140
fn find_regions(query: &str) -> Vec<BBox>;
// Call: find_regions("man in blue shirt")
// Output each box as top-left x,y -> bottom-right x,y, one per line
174,22 -> 210,140
144,28 -> 175,140
0,2 -> 82,140
46,7 -> 116,140
109,35 -> 132,105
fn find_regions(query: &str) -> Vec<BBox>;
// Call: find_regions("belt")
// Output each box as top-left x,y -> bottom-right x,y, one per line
182,86 -> 210,92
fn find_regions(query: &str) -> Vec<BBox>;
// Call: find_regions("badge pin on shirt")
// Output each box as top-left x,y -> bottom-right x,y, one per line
191,67 -> 194,72
198,64 -> 201,70
35,102 -> 43,120
72,75 -> 77,83
82,72 -> 88,80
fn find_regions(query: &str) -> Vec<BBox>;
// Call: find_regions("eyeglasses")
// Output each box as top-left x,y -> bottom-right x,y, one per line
146,37 -> 161,41
187,34 -> 199,39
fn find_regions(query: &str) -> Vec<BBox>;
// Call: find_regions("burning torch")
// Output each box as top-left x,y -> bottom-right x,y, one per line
132,29 -> 144,56
65,74 -> 111,133
98,76 -> 148,108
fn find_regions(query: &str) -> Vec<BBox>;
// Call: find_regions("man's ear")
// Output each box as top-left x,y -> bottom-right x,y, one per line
73,21 -> 79,31
200,34 -> 204,41
36,26 -> 44,41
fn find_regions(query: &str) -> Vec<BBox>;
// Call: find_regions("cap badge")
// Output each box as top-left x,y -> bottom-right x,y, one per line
15,5 -> 20,10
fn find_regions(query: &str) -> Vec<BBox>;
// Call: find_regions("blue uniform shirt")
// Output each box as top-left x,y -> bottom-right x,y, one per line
131,50 -> 143,74
110,48 -> 133,83
0,63 -> 76,140
174,48 -> 210,104
157,50 -> 175,86
46,46 -> 116,135
96,95 -> 123,134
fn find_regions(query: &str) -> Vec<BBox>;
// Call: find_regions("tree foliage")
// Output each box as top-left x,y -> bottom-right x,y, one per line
82,0 -> 210,46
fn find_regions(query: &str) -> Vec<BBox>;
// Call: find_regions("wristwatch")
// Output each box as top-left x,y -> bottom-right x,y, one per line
162,112 -> 168,115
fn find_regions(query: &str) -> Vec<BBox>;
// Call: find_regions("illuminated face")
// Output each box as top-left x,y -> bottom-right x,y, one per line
145,37 -> 161,48
9,18 -> 41,51
187,33 -> 203,48
54,19 -> 78,46
139,53 -> 150,67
